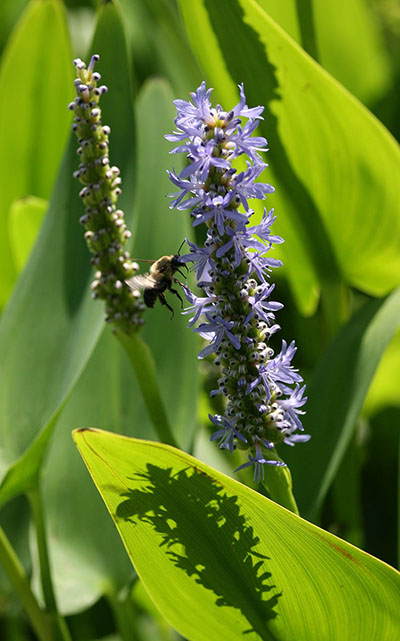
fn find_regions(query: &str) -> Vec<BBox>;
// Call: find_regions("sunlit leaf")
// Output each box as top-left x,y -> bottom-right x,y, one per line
74,429 -> 400,641
0,0 -> 135,506
256,0 -> 391,104
179,0 -> 400,311
311,0 -> 391,104
0,0 -> 73,304
8,196 -> 47,273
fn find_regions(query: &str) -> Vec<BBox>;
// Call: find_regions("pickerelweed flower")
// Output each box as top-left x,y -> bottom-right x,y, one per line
166,83 -> 310,481
69,55 -> 144,334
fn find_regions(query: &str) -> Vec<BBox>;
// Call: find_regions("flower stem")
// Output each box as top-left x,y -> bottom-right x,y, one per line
28,488 -> 72,641
321,281 -> 350,339
116,331 -> 178,448
106,587 -> 142,641
260,463 -> 300,515
0,524 -> 52,641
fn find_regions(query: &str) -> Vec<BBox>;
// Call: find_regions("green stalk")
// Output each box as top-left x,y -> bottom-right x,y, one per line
28,488 -> 72,641
117,331 -> 178,448
259,451 -> 300,515
0,524 -> 52,641
237,449 -> 299,514
320,280 -> 351,341
107,587 -> 142,641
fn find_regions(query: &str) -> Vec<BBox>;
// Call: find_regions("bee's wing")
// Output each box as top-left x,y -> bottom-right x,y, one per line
125,273 -> 155,291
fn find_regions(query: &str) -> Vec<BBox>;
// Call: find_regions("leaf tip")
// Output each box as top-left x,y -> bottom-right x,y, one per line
71,427 -> 100,444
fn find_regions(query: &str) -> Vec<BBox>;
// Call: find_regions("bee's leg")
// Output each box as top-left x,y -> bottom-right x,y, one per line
174,277 -> 190,292
169,286 -> 184,309
176,267 -> 187,279
159,292 -> 175,319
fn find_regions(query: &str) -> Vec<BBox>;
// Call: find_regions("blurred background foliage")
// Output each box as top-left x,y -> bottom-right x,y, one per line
0,0 -> 399,639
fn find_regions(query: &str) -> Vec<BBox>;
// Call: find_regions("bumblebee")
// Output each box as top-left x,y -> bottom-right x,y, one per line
125,252 -> 187,318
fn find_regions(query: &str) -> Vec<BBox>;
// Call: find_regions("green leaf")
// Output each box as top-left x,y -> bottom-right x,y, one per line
120,0 -> 203,99
0,0 -> 73,305
311,0 -> 391,104
256,0 -> 391,104
31,330 -> 140,614
0,0 -> 136,506
0,0 -> 28,53
331,436 -> 364,549
131,77 -> 198,449
73,428 -> 400,641
8,196 -> 47,273
117,332 -> 178,449
363,327 -> 400,416
179,0 -> 400,308
251,0 -> 300,43
283,287 -> 400,520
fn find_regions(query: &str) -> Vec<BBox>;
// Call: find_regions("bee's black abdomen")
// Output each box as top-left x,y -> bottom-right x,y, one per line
144,289 -> 158,308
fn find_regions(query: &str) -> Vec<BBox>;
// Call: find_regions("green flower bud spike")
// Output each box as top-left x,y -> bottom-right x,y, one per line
69,54 -> 145,334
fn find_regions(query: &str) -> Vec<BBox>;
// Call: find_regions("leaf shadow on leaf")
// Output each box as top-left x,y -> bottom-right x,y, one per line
115,464 -> 281,640
204,0 -> 339,284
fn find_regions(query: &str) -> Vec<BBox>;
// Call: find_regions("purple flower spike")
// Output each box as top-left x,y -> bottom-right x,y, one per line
166,82 -> 309,480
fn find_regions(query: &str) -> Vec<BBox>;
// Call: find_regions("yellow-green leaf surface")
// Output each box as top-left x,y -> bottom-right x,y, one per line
74,429 -> 400,641
8,195 -> 47,272
0,0 -> 135,506
256,0 -> 391,104
179,0 -> 400,307
0,0 -> 73,305
311,0 -> 391,104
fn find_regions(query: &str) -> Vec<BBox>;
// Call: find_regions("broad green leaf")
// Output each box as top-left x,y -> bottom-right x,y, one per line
125,0 -> 203,98
132,77 -> 198,449
0,0 -> 73,305
282,287 -> 400,520
74,429 -> 400,641
0,0 -> 136,506
0,0 -> 28,53
33,330 -> 141,614
131,579 -> 181,641
179,0 -> 400,308
363,327 -> 400,416
312,0 -> 391,104
8,196 -> 47,273
331,436 -> 364,549
256,0 -> 391,105
252,1 -> 300,42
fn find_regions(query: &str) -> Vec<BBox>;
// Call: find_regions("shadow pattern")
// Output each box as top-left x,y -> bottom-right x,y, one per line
116,464 -> 281,640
